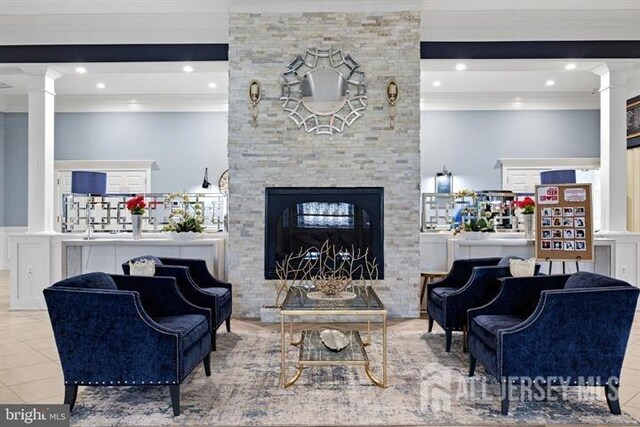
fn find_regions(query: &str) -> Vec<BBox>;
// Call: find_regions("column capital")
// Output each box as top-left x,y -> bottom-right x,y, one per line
22,67 -> 62,96
19,66 -> 63,80
591,62 -> 635,91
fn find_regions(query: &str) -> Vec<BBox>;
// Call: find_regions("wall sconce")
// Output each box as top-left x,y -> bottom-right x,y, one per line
249,79 -> 262,128
435,166 -> 453,194
385,79 -> 398,129
201,167 -> 211,189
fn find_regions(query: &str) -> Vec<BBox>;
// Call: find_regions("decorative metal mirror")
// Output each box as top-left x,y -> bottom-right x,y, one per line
280,49 -> 367,135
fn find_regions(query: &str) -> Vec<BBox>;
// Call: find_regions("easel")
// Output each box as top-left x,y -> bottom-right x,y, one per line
546,256 -> 582,275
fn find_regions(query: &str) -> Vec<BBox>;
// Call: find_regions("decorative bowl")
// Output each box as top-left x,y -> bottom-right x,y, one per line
313,275 -> 351,295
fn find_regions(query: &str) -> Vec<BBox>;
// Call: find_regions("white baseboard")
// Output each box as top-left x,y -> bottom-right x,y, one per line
0,227 -> 27,269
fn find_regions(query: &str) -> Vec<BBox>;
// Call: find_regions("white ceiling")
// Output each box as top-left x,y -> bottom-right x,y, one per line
1,0 -> 640,44
0,58 -> 630,112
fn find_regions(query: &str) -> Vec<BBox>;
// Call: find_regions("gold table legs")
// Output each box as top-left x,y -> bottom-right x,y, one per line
280,314 -> 387,388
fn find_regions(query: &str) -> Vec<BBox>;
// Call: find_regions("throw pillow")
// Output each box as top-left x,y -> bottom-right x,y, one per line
510,258 -> 536,277
129,259 -> 156,277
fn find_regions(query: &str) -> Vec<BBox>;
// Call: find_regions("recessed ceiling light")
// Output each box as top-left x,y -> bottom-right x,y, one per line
75,66 -> 87,74
514,97 -> 522,102
545,79 -> 555,87
130,99 -> 138,104
432,80 -> 442,87
208,82 -> 217,89
565,63 -> 577,71
455,63 -> 466,71
96,82 -> 105,89
513,101 -> 522,107
183,65 -> 194,73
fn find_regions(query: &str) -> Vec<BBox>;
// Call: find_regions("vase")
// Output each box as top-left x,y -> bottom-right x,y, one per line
131,214 -> 143,240
523,214 -> 534,239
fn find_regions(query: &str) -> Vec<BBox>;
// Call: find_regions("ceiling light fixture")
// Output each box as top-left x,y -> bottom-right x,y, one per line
130,99 -> 138,104
545,80 -> 555,87
514,97 -> 522,101
565,63 -> 577,71
455,63 -> 466,71
75,66 -> 87,74
208,82 -> 217,89
183,65 -> 194,73
432,80 -> 442,87
96,82 -> 105,89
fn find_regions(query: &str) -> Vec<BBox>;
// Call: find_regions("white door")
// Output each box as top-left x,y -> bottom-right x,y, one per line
55,170 -> 149,228
504,169 -> 545,193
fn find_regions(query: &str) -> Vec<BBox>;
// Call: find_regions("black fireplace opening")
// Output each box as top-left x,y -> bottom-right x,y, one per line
264,187 -> 384,280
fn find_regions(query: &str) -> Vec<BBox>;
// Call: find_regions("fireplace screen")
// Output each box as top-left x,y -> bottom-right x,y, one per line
265,187 -> 383,279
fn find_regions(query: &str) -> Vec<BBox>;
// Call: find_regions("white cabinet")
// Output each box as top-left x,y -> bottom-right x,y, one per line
62,238 -> 226,280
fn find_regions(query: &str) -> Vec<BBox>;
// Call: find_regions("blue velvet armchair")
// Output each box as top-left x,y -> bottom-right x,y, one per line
122,256 -> 232,351
468,272 -> 639,415
427,257 -> 505,352
43,272 -> 212,416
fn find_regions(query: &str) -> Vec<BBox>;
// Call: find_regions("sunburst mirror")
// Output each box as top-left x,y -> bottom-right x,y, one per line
280,48 -> 367,135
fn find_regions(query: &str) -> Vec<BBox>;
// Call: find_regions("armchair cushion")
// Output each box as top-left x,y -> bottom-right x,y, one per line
430,287 -> 457,306
201,287 -> 232,306
564,271 -> 630,289
497,255 -> 523,267
127,255 -> 163,266
470,314 -> 525,350
153,314 -> 209,350
52,272 -> 117,290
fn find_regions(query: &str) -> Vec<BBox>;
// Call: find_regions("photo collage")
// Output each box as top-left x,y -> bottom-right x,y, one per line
540,206 -> 587,252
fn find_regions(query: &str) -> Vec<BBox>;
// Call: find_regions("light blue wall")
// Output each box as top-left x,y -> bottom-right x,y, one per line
2,112 -> 229,226
420,110 -> 601,192
2,110 -> 600,226
55,112 -> 228,193
3,113 -> 28,226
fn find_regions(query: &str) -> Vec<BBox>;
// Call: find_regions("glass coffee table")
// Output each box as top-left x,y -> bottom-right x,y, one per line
280,285 -> 387,388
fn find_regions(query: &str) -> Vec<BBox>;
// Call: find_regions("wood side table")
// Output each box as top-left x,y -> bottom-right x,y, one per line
420,271 -> 448,313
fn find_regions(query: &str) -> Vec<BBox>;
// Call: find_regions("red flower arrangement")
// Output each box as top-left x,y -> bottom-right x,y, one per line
515,196 -> 535,215
126,195 -> 146,215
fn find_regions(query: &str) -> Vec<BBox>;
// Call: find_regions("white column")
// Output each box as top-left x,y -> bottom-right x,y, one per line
23,68 -> 62,233
593,64 -> 630,232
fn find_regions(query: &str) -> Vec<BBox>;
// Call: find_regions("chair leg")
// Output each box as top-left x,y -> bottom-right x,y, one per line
462,324 -> 468,353
428,317 -> 434,333
501,383 -> 510,415
211,330 -> 217,352
169,385 -> 181,416
605,383 -> 621,415
225,317 -> 231,332
445,330 -> 452,352
203,353 -> 211,376
64,385 -> 78,412
469,355 -> 476,377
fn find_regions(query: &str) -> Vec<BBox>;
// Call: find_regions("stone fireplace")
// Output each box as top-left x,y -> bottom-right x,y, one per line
264,187 -> 384,280
228,11 -> 421,317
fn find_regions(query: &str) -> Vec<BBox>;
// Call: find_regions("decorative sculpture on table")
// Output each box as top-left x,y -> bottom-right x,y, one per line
273,239 -> 378,306
280,48 -> 367,135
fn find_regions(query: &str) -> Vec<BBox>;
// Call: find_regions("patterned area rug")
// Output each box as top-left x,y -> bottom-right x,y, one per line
71,329 -> 639,426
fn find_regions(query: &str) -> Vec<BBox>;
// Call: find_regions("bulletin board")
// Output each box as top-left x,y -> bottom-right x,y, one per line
535,183 -> 593,262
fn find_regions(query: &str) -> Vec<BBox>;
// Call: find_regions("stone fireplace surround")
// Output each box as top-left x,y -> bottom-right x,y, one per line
228,11 -> 421,318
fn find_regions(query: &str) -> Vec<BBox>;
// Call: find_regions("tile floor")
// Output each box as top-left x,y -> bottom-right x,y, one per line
0,269 -> 639,422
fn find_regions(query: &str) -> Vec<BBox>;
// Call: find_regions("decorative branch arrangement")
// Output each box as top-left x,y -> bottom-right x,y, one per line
273,239 -> 379,306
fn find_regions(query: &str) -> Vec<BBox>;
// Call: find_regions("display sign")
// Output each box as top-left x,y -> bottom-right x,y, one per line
535,183 -> 593,262
627,95 -> 640,149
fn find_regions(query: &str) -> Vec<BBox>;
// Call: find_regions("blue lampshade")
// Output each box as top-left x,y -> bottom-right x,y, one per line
71,171 -> 107,195
540,170 -> 576,185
